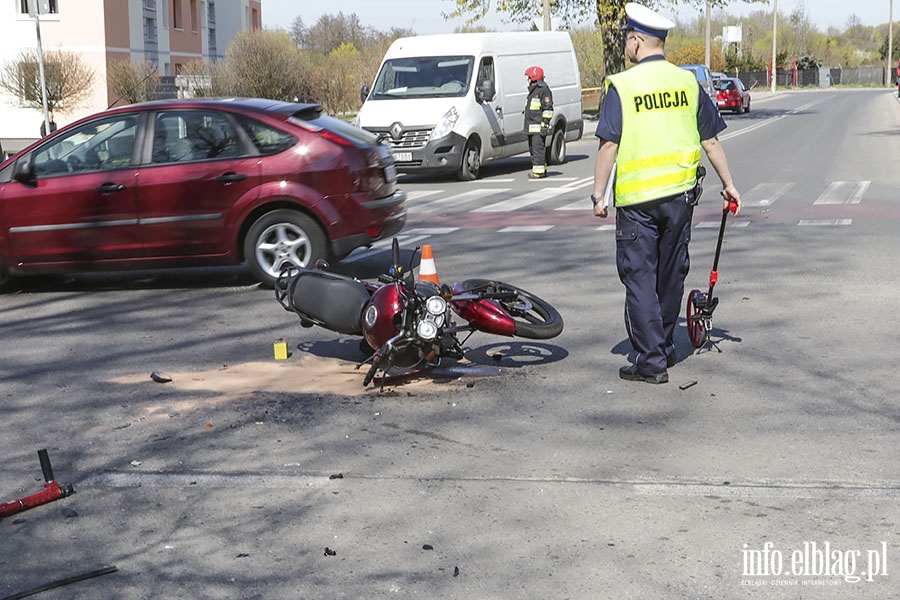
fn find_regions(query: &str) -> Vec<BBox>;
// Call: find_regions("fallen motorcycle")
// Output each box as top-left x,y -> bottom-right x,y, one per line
275,239 -> 563,386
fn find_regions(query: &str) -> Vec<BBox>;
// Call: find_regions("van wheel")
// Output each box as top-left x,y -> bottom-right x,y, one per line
546,128 -> 566,165
244,209 -> 326,288
457,137 -> 481,181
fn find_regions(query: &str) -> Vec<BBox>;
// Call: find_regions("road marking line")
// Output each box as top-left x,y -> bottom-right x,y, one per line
498,225 -> 554,233
79,472 -> 334,489
695,221 -> 750,228
798,219 -> 852,226
742,182 -> 795,206
406,190 -> 443,202
472,186 -> 570,212
412,188 -> 510,213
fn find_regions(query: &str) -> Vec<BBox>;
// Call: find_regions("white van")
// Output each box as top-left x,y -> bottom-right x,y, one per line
356,32 -> 583,180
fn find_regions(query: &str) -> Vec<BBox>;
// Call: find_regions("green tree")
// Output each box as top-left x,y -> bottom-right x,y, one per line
220,29 -> 315,101
0,48 -> 94,112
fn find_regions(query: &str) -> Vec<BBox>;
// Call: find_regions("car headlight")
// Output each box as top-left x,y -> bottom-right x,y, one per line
429,106 -> 458,141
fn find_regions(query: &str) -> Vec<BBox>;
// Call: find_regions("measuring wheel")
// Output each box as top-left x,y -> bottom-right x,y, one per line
686,289 -> 710,348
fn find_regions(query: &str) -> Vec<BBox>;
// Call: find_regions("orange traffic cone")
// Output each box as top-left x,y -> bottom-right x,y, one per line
418,244 -> 440,285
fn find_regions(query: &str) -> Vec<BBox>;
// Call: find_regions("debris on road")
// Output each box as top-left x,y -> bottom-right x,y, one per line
150,371 -> 172,383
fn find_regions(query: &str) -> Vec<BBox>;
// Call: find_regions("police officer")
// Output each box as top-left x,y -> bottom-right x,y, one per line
524,66 -> 553,179
592,2 -> 742,384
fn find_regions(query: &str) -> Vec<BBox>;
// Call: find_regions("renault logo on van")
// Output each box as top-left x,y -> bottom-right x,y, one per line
390,122 -> 404,140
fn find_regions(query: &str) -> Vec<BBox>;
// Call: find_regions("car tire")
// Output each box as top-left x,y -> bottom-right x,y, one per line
244,209 -> 326,288
457,137 -> 481,181
546,127 -> 566,165
0,259 -> 9,291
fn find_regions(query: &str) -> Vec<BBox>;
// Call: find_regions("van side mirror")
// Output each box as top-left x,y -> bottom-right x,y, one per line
360,84 -> 370,104
476,80 -> 495,103
13,156 -> 35,184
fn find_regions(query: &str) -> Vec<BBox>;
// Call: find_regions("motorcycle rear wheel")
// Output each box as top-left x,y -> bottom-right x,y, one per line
460,279 -> 563,340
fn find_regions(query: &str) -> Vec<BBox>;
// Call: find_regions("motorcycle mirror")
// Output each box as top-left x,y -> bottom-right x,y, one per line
315,259 -> 330,271
391,238 -> 400,272
409,246 -> 420,276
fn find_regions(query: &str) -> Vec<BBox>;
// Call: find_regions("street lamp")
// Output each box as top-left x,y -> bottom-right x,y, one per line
704,0 -> 711,68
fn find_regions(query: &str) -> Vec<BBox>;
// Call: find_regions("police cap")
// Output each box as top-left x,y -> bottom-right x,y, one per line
622,2 -> 675,39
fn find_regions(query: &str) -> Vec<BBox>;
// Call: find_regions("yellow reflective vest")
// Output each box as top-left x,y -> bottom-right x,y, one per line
606,60 -> 701,207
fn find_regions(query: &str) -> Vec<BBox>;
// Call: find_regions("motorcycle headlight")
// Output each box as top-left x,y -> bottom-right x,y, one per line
429,106 -> 458,141
364,305 -> 378,328
416,319 -> 438,341
425,295 -> 447,317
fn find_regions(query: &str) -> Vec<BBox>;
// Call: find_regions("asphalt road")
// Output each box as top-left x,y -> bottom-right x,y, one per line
2,88 -> 900,599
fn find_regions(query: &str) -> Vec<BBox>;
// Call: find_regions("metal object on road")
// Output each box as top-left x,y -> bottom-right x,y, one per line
0,565 -> 118,600
0,449 -> 75,519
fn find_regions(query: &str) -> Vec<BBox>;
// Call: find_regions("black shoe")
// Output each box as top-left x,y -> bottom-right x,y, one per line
619,365 -> 669,384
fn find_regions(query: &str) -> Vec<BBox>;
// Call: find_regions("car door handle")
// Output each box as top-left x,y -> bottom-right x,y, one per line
216,172 -> 247,183
96,183 -> 126,194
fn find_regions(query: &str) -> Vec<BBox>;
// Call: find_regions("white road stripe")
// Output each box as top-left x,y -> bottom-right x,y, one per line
798,219 -> 852,226
472,186 -> 571,212
498,225 -> 554,233
412,188 -> 510,213
405,190 -> 443,202
742,182 -> 795,206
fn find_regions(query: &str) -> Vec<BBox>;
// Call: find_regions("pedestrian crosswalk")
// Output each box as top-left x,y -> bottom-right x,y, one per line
379,179 -> 876,246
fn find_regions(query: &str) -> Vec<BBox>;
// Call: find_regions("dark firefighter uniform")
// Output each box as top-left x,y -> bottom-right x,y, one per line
524,66 -> 553,179
595,3 -> 728,383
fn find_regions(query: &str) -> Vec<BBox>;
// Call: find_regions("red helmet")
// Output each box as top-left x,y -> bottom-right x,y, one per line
525,66 -> 544,82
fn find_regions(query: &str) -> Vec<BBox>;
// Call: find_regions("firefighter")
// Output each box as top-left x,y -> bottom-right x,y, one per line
524,66 -> 553,179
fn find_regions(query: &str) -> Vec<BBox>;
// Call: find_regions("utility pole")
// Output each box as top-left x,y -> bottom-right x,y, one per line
889,0 -> 894,89
29,0 -> 51,134
704,0 -> 711,68
543,0 -> 551,31
770,0 -> 777,92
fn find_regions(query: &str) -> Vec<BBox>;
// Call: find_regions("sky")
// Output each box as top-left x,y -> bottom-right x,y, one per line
265,1 -> 894,37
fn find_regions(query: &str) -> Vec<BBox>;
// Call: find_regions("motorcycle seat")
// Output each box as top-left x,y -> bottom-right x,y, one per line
289,272 -> 370,334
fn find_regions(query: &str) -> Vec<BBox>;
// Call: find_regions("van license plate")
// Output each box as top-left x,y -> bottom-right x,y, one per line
394,152 -> 412,162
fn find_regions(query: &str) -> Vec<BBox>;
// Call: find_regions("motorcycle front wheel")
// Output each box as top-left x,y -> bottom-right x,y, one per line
460,279 -> 564,340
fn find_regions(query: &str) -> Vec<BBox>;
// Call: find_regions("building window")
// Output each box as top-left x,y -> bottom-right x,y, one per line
20,0 -> 58,14
172,0 -> 182,29
190,0 -> 198,31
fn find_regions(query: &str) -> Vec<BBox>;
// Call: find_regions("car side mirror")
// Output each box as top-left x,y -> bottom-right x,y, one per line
477,80 -> 495,103
13,156 -> 35,184
360,84 -> 370,104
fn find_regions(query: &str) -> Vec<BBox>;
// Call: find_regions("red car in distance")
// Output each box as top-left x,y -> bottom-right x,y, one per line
0,98 -> 406,288
716,77 -> 751,114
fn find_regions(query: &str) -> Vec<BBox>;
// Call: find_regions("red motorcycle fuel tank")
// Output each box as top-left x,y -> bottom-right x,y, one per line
363,284 -> 403,349
450,284 -> 516,337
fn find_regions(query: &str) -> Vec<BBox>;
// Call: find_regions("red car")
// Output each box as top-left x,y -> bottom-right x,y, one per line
0,98 -> 406,287
716,77 -> 751,114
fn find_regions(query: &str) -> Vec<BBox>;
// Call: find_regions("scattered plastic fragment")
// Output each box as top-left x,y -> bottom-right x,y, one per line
422,544 -> 433,551
150,371 -> 172,383
324,547 -> 337,556
678,380 -> 697,390
329,473 -> 343,480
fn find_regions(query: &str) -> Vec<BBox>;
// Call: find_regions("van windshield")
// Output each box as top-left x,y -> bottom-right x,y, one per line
370,56 -> 474,99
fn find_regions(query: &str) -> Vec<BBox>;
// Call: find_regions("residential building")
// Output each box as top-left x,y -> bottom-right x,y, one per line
1,0 -> 261,156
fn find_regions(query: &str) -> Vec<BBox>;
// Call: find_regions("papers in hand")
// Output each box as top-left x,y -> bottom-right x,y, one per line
600,162 -> 616,211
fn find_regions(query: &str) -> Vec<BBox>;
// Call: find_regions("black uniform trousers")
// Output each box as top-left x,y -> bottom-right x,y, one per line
528,134 -> 546,171
615,191 -> 694,375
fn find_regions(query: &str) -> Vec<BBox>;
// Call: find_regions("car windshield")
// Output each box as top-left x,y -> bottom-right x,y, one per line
720,80 -> 736,91
370,56 -> 474,100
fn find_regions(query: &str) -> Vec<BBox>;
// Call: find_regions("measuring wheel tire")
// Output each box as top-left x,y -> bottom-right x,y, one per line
686,289 -> 708,348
